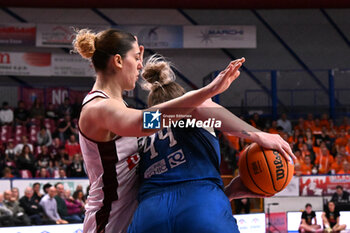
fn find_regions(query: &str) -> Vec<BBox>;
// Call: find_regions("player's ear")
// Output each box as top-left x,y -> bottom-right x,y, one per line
114,54 -> 123,68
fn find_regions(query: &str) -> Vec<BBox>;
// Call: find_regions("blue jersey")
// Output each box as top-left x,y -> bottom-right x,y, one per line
137,127 -> 223,198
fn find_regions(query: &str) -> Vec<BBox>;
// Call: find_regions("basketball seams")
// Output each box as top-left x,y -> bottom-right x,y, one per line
260,146 -> 278,192
246,145 -> 273,195
279,156 -> 290,191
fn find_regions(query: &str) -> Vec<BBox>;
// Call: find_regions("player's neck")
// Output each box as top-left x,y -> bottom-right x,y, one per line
93,76 -> 123,101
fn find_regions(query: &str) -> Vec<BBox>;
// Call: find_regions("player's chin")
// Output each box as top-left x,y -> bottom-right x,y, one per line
125,83 -> 136,91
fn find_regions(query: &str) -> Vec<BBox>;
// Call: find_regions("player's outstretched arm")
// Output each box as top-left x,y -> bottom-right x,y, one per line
192,100 -> 296,162
85,59 -> 244,137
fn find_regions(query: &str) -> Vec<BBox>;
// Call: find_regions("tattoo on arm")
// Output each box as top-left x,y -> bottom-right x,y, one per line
241,130 -> 251,137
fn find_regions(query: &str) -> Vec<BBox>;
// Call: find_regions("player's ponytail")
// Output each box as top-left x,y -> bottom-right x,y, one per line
142,55 -> 185,107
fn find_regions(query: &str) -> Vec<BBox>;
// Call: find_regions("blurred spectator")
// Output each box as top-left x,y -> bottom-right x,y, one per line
338,116 -> 350,131
65,134 -> 81,158
322,201 -> 346,232
68,154 -> 86,177
304,128 -> 315,148
14,101 -> 29,126
300,143 -> 315,163
234,198 -> 250,214
249,113 -> 265,130
19,187 -> 53,225
315,127 -> 331,148
338,161 -> 350,174
312,118 -> 322,135
36,145 -> 53,169
32,183 -> 43,203
3,190 -> 30,226
36,167 -> 51,178
64,190 -> 84,223
17,145 -> 36,176
54,147 -> 70,168
55,183 -> 81,223
2,167 -> 14,179
315,143 -> 334,174
330,185 -> 350,211
320,113 -> 330,129
294,117 -> 305,134
300,155 -> 313,175
5,139 -> 16,163
0,193 -> 14,227
58,97 -> 73,118
11,188 -> 20,202
277,113 -> 292,135
30,98 -> 45,120
330,154 -> 345,174
0,102 -> 14,126
51,137 -> 63,156
73,190 -> 86,210
45,103 -> 58,120
14,136 -> 33,155
335,129 -> 348,152
39,186 -> 68,224
58,114 -> 78,142
58,168 -> 67,179
304,113 -> 315,130
268,120 -> 279,134
37,126 -> 53,147
298,203 -> 321,233
43,183 -> 52,194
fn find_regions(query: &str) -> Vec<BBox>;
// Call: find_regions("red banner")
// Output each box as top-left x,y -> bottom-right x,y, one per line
0,23 -> 36,46
299,175 -> 350,196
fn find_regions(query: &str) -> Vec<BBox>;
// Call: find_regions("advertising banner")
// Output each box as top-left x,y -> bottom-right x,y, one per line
233,213 -> 265,233
12,178 -> 89,197
0,223 -> 83,233
36,24 -> 108,48
0,23 -> 36,46
183,25 -> 256,48
266,212 -> 287,233
275,176 -> 299,196
299,175 -> 350,196
117,25 -> 183,49
52,54 -> 95,77
0,52 -> 51,76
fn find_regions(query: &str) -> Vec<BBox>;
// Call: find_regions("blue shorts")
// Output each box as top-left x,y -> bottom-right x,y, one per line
128,180 -> 239,233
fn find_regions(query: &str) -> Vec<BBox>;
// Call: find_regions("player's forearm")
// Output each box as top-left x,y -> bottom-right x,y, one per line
193,100 -> 261,140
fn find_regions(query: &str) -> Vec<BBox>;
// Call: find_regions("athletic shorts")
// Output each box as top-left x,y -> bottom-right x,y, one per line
128,180 -> 239,233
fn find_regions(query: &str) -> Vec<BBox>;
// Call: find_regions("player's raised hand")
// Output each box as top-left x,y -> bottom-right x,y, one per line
206,58 -> 245,97
254,132 -> 296,163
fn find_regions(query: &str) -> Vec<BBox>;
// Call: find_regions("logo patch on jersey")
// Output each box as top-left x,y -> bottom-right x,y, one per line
144,159 -> 168,178
143,110 -> 161,129
168,149 -> 186,168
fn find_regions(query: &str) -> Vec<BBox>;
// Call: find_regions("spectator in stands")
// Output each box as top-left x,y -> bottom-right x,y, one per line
64,190 -> 84,222
315,142 -> 334,174
36,167 -> 51,178
294,117 -> 305,134
68,154 -> 86,177
36,145 -> 53,169
5,139 -> 16,163
16,145 -> 36,177
339,161 -> 350,174
304,113 -> 315,130
312,118 -> 322,135
3,190 -> 30,226
58,113 -> 78,142
57,97 -> 73,118
29,98 -> 45,120
304,128 -> 315,149
54,146 -> 70,168
37,126 -> 53,147
11,187 -> 20,201
58,168 -> 67,179
45,102 -> 58,120
54,183 -> 81,223
73,190 -> 86,210
14,135 -> 33,155
337,145 -> 349,160
32,183 -> 43,203
268,120 -> 279,134
249,112 -> 265,130
335,129 -> 348,152
50,137 -> 62,156
277,113 -> 292,135
315,126 -> 331,148
0,102 -> 14,126
14,100 -> 29,126
298,203 -> 321,233
320,113 -> 330,129
300,155 -> 313,175
43,183 -> 52,194
322,201 -> 346,233
39,186 -> 68,224
0,193 -> 14,227
330,154 -> 345,174
2,167 -> 14,178
19,187 -> 53,225
300,143 -> 315,164
65,134 -> 81,158
331,185 -> 350,208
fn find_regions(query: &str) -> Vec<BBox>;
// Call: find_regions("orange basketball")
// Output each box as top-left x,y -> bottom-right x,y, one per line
239,143 -> 294,195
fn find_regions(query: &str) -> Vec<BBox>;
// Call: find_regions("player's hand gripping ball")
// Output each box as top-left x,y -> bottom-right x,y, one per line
239,143 -> 294,195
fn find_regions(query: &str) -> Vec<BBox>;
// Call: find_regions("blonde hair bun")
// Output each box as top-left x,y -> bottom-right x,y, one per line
73,29 -> 97,59
142,55 -> 175,91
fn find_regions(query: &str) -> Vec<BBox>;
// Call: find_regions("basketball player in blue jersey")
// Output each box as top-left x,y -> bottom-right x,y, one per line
128,56 -> 295,233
